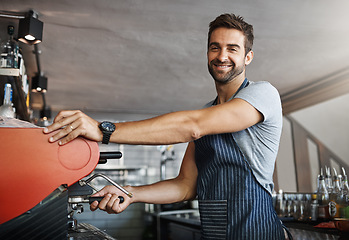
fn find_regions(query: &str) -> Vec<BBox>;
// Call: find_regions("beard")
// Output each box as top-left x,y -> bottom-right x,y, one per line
208,59 -> 245,84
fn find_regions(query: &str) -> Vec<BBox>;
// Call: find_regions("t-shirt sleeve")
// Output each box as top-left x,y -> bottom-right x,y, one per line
234,81 -> 282,123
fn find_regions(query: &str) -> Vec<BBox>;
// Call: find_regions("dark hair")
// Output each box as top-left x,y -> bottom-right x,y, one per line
208,13 -> 254,55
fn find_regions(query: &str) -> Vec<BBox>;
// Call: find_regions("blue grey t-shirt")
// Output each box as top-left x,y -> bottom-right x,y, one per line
205,81 -> 283,194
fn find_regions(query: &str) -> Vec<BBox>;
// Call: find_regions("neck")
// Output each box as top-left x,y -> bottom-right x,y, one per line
215,74 -> 246,104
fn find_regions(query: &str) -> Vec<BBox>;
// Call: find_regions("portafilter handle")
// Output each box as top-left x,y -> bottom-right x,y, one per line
89,196 -> 124,204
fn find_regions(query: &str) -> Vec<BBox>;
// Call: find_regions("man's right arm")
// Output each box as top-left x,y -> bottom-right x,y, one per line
45,95 -> 262,146
90,142 -> 198,214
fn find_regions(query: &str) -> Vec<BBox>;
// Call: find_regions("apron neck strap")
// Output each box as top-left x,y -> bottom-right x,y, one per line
213,78 -> 249,105
230,78 -> 249,100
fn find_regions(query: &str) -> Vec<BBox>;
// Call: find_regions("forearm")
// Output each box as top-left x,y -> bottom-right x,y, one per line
110,111 -> 200,145
90,143 -> 197,214
129,177 -> 197,204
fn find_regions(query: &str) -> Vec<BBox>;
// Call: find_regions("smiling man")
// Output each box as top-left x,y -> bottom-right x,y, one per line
208,28 -> 251,84
45,13 -> 288,239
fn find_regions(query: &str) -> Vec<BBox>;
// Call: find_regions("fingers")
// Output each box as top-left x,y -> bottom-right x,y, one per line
90,193 -> 123,214
43,110 -> 81,142
53,110 -> 80,123
90,200 -> 99,211
106,194 -> 122,213
90,188 -> 108,211
45,110 -> 81,132
51,123 -> 81,145
89,186 -> 131,214
44,110 -> 80,130
43,110 -> 98,145
91,186 -> 111,197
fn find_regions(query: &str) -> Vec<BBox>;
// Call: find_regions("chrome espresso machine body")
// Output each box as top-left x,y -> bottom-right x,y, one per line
0,127 -> 127,240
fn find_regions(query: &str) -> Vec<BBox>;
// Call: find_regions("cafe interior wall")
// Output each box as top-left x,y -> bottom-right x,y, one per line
276,92 -> 349,193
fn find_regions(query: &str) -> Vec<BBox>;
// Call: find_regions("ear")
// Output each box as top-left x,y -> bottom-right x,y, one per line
245,50 -> 254,66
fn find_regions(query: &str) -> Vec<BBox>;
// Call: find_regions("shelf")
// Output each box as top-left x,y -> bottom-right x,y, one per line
0,68 -> 20,77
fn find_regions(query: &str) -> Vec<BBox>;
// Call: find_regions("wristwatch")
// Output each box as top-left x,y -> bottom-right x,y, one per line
98,121 -> 116,144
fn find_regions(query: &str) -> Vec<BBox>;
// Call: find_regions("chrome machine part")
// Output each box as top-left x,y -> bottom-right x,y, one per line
79,173 -> 133,198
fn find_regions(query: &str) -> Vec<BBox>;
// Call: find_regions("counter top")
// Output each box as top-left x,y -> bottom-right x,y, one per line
157,209 -> 200,227
284,222 -> 340,240
156,210 -> 347,240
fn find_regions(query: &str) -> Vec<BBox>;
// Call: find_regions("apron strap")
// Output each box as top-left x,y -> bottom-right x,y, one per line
281,221 -> 293,240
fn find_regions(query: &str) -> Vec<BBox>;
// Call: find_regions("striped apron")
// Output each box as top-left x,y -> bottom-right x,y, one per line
194,80 -> 285,239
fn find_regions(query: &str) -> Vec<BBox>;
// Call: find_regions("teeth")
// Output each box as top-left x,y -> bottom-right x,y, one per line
216,65 -> 231,69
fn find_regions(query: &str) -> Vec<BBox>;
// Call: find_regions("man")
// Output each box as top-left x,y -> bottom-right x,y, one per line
45,13 -> 287,239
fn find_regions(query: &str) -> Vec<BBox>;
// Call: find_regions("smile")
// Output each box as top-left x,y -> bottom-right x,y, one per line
214,64 -> 232,69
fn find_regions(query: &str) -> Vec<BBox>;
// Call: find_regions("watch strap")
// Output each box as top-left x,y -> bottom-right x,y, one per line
102,131 -> 112,144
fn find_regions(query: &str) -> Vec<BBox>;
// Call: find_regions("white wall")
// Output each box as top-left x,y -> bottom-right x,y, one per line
276,118 -> 297,192
290,93 -> 349,162
276,93 -> 349,192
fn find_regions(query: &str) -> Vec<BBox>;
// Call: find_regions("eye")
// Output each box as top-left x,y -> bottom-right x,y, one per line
209,46 -> 219,52
228,48 -> 237,52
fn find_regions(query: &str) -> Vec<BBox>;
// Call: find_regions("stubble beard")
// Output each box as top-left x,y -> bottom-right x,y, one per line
208,60 -> 245,84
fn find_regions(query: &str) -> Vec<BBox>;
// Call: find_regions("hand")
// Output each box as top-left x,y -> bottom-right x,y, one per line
90,185 -> 133,214
43,110 -> 103,145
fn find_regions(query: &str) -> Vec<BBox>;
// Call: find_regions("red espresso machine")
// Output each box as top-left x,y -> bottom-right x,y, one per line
0,127 -> 125,239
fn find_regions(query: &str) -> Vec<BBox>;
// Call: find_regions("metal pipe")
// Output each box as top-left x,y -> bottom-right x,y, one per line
0,10 -> 39,19
33,44 -> 42,74
0,10 -> 26,19
41,92 -> 46,108
79,173 -> 133,198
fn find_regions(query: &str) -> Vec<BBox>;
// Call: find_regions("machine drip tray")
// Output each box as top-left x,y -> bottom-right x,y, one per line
68,223 -> 116,240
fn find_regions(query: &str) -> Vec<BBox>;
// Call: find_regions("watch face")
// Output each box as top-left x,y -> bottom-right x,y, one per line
101,121 -> 115,132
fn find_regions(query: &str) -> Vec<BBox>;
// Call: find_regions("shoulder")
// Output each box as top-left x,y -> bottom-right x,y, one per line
238,81 -> 280,102
245,81 -> 279,94
236,80 -> 282,121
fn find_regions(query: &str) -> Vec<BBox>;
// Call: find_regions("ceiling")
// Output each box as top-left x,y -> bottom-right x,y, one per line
1,0 -> 349,116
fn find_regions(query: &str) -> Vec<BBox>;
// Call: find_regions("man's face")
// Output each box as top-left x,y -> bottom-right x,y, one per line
207,27 -> 252,84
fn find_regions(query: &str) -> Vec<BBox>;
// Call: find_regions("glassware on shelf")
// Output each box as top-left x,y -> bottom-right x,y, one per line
317,168 -> 330,220
325,166 -> 333,194
329,168 -> 342,218
339,167 -> 349,218
0,25 -> 19,69
0,83 -> 16,118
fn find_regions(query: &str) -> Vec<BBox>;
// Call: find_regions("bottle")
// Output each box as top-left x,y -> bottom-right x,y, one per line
317,168 -> 330,221
341,168 -> 349,201
310,193 -> 319,221
275,189 -> 285,217
0,83 -> 16,118
296,194 -> 306,221
340,167 -> 349,218
329,168 -> 341,218
0,25 -> 19,68
325,166 -> 333,194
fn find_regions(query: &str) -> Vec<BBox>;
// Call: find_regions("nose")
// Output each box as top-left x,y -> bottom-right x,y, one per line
217,49 -> 229,62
